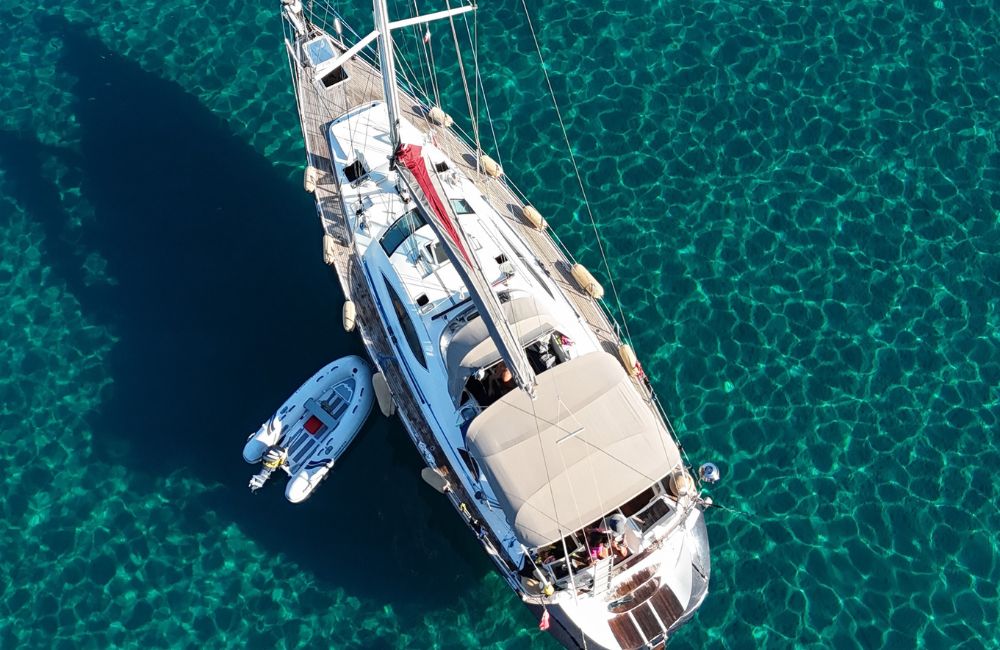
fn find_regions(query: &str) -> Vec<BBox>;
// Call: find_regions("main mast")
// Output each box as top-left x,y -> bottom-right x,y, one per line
365,0 -> 536,396
373,0 -> 403,151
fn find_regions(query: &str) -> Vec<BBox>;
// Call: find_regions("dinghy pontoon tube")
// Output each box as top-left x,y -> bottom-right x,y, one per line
243,355 -> 375,502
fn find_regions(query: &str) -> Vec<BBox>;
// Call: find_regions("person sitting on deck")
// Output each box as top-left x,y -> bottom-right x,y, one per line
485,361 -> 516,398
608,536 -> 629,560
595,515 -> 631,560
589,542 -> 611,562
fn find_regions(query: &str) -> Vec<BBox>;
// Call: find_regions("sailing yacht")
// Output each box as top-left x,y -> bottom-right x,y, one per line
280,0 -> 712,646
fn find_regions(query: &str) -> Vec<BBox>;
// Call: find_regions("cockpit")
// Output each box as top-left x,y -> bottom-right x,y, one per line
441,295 -> 577,411
463,333 -> 575,408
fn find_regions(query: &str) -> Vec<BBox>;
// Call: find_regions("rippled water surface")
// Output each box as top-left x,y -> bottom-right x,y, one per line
0,0 -> 997,647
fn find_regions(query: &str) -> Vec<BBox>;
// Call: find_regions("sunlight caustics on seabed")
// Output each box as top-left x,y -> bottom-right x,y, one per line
0,0 -> 997,647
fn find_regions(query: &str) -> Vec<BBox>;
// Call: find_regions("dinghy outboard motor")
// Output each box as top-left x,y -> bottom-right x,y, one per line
249,447 -> 288,493
699,462 -> 721,485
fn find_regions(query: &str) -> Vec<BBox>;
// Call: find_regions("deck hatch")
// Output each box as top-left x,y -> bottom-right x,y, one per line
303,35 -> 350,89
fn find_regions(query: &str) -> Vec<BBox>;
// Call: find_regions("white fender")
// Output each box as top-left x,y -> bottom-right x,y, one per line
479,154 -> 502,178
303,165 -> 319,193
373,372 -> 395,416
342,300 -> 356,332
670,470 -> 693,497
618,344 -> 639,377
522,205 -> 547,230
571,263 -> 605,300
427,106 -> 454,127
323,232 -> 336,266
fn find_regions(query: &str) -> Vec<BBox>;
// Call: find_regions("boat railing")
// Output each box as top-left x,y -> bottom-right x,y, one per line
606,497 -> 691,578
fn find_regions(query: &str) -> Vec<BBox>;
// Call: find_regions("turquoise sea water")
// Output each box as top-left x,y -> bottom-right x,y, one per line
1,0 -> 997,647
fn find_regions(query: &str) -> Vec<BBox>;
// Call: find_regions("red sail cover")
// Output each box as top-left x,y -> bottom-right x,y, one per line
396,144 -> 471,263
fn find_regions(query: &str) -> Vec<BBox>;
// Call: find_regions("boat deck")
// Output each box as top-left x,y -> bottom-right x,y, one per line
295,41 -> 622,348
292,35 -> 628,565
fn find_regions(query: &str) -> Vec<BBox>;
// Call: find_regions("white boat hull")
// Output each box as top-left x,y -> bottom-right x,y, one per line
277,3 -> 712,645
243,355 -> 374,502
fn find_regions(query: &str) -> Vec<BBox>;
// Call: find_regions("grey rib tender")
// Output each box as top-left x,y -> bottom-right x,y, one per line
466,352 -> 681,548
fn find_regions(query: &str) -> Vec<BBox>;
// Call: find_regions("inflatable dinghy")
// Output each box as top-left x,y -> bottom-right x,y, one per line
243,355 -> 374,503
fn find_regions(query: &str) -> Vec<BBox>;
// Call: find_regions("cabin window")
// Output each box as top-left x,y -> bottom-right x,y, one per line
304,36 -> 350,89
421,241 -> 449,266
450,198 -> 474,215
381,209 -> 426,257
305,37 -> 335,65
435,161 -> 450,173
383,277 -> 426,367
458,448 -> 481,477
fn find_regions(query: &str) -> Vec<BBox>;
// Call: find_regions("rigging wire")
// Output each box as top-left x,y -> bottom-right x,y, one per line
384,0 -> 438,109
407,2 -> 434,106
301,3 -> 687,482
283,23 -> 311,166
509,1 -> 697,543
394,36 -> 442,115
319,0 -> 332,36
445,0 -> 482,172
552,400 -> 598,578
516,0 -> 633,346
527,387 -> 585,619
295,0 -> 699,596
391,26 -> 430,103
473,7 -> 480,161
460,8 -> 505,170
288,12 -> 698,649
413,0 -> 442,108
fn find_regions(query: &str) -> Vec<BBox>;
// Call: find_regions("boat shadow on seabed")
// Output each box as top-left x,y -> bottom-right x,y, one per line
5,14 -> 495,608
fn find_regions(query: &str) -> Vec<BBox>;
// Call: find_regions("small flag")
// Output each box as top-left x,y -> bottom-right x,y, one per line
539,609 -> 551,631
423,29 -> 431,44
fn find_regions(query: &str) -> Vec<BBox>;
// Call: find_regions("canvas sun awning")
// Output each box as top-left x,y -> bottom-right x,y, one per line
466,351 -> 682,548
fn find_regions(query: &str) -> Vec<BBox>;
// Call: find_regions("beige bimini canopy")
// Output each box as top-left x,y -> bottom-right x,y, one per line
466,351 -> 681,548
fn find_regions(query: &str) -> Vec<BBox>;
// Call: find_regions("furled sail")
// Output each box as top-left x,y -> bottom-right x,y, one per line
395,144 -> 537,396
